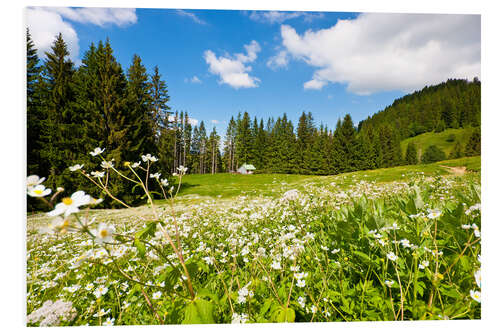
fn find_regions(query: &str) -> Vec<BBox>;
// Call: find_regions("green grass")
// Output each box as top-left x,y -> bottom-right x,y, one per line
160,156 -> 480,202
401,127 -> 478,158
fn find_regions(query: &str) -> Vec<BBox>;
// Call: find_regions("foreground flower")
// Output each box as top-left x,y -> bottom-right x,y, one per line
90,147 -> 105,156
69,164 -> 84,172
40,216 -> 71,234
177,165 -> 188,175
141,154 -> 158,163
152,291 -> 162,300
385,280 -> 395,288
150,172 -> 161,179
48,191 -> 92,217
474,269 -> 481,288
470,290 -> 481,303
93,223 -> 115,245
103,317 -> 115,326
387,252 -> 398,261
27,184 -> 52,197
418,260 -> 430,270
427,208 -> 442,219
93,285 -> 109,298
93,308 -> 110,317
27,175 -> 45,189
231,313 -> 248,324
101,160 -> 114,169
27,300 -> 76,326
91,171 -> 105,178
282,189 -> 300,202
161,178 -> 169,187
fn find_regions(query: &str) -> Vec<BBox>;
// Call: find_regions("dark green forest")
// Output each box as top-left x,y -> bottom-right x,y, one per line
27,31 -> 481,208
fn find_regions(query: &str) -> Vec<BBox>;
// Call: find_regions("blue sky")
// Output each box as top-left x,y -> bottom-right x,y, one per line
26,8 -> 481,136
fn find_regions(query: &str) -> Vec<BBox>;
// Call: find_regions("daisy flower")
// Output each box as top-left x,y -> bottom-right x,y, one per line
90,147 -> 105,156
48,191 -> 92,217
470,290 -> 481,303
93,223 -> 115,245
27,175 -> 45,189
69,164 -> 84,172
27,184 -> 52,198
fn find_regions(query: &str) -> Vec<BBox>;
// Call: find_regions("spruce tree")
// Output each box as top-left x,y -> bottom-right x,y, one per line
125,54 -> 155,160
422,145 -> 446,164
38,33 -> 77,191
150,65 -> 171,141
27,28 -> 42,176
449,141 -> 463,159
465,128 -> 481,156
405,142 -> 418,165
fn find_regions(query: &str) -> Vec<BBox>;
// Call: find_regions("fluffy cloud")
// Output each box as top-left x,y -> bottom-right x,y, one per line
176,9 -> 207,25
266,50 -> 289,70
26,7 -> 137,64
249,11 -> 323,24
278,13 -> 480,95
204,40 -> 261,89
185,75 -> 202,84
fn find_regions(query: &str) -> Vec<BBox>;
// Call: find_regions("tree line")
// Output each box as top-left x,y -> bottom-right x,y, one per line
27,30 -> 481,208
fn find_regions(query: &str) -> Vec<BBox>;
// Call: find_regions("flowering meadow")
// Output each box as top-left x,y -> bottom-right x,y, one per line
26,151 -> 481,325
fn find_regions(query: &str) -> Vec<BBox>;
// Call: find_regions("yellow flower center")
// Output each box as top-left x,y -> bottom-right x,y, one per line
62,197 -> 73,205
34,189 -> 43,195
99,229 -> 108,238
63,219 -> 70,227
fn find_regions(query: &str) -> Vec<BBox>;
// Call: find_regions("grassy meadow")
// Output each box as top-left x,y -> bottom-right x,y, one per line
26,156 -> 481,325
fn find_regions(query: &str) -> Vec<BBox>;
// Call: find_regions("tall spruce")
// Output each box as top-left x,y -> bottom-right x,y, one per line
38,33 -> 77,190
27,28 -> 42,176
405,142 -> 418,165
465,128 -> 481,156
150,65 -> 171,142
125,54 -> 155,160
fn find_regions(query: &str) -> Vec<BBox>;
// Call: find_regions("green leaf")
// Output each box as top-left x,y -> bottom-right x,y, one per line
133,238 -> 146,257
274,307 -> 295,322
182,298 -> 215,324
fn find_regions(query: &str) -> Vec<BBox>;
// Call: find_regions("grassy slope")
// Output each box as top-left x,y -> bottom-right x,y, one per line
172,156 -> 480,200
400,127 -> 478,158
27,156 -> 480,226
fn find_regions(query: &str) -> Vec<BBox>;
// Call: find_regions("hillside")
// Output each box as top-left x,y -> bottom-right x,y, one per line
400,127 -> 479,160
358,78 -> 480,141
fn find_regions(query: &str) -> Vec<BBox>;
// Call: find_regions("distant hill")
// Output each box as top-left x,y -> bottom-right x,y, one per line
358,78 -> 480,140
400,127 -> 478,160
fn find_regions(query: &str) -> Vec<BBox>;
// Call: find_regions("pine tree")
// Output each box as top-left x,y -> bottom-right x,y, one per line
449,141 -> 464,159
223,117 -> 237,172
27,28 -> 42,176
422,145 -> 446,163
150,65 -> 171,142
38,33 -> 77,191
465,128 -> 481,156
235,112 -> 252,165
405,142 -> 418,165
125,54 -> 155,160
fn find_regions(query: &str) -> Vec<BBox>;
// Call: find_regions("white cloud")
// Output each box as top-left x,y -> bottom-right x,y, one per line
188,118 -> 199,126
249,11 -> 323,24
204,40 -> 261,89
278,13 -> 480,94
48,7 -> 137,26
26,7 -> 137,64
266,50 -> 289,70
176,9 -> 207,25
26,7 -> 80,63
211,120 -> 219,124
185,75 -> 202,84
